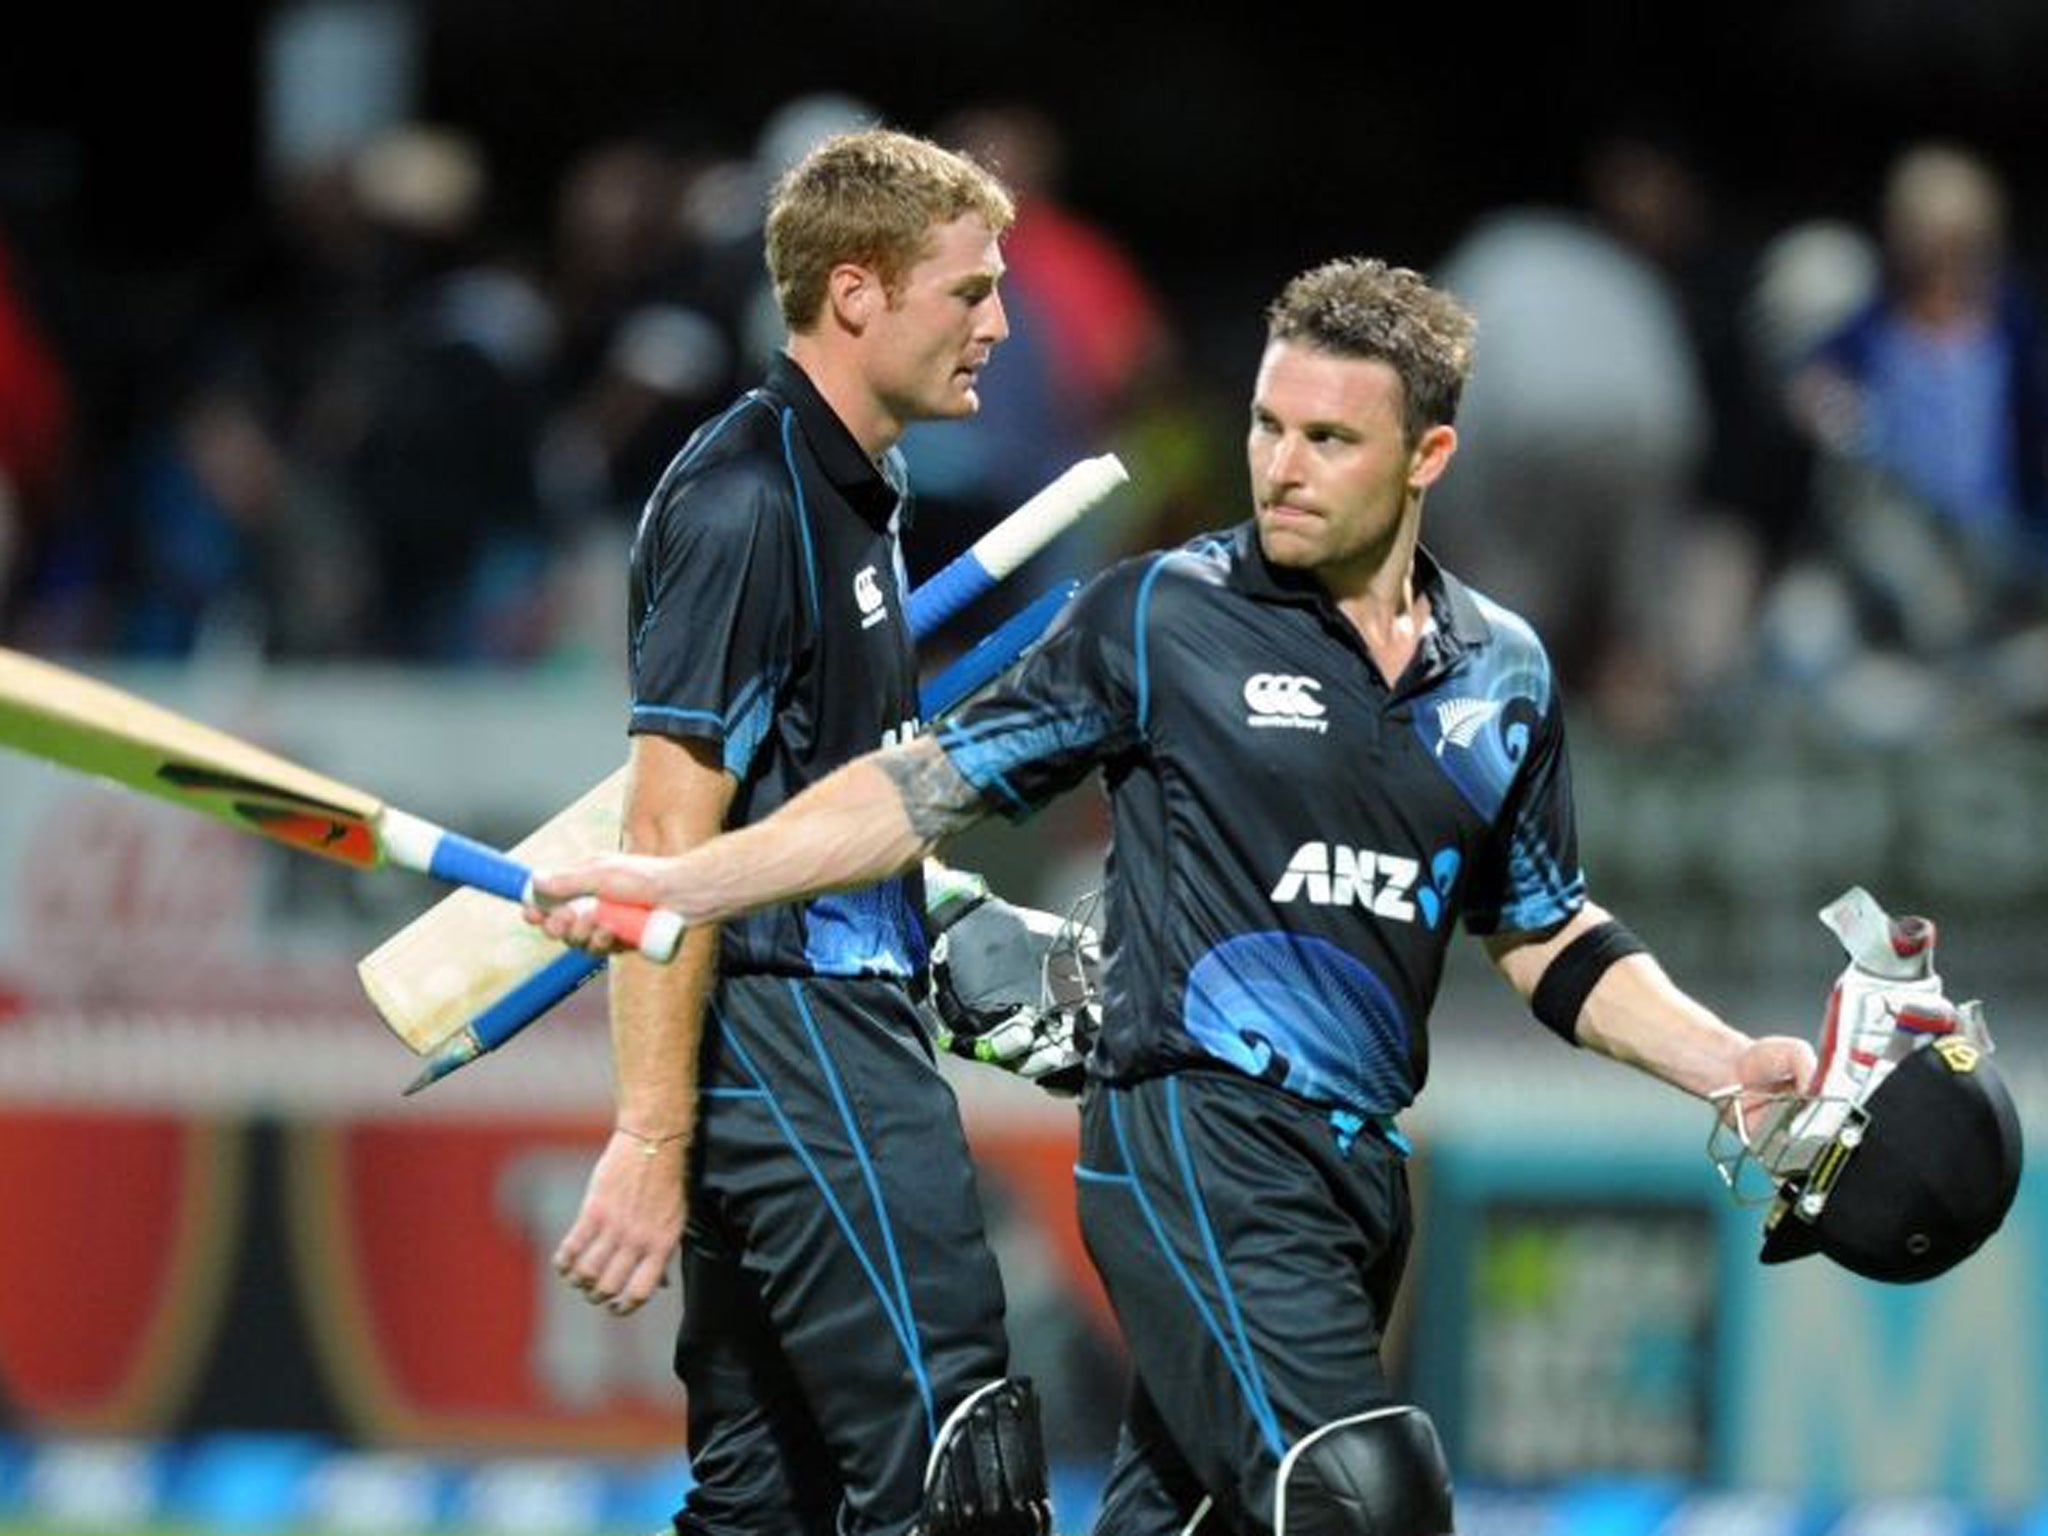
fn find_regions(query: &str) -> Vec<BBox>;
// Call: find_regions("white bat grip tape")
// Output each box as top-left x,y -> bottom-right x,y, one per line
971,454 -> 1127,579
636,908 -> 686,963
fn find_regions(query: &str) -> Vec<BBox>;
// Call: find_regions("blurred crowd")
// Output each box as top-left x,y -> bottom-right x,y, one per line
1428,135 -> 2048,744
2,91 -> 2045,745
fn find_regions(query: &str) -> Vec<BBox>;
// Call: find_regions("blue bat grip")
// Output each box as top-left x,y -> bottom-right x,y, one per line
905,554 -> 993,637
918,581 -> 1076,716
472,949 -> 605,1051
428,830 -> 532,904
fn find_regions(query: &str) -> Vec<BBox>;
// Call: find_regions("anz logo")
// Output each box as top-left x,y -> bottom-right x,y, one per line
854,566 -> 889,629
1271,843 -> 1463,929
1244,673 -> 1329,734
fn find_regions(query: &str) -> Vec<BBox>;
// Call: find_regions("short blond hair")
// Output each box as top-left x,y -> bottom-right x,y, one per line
1266,257 -> 1476,440
766,129 -> 1015,331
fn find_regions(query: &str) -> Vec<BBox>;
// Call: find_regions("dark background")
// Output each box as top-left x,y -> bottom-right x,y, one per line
9,0 -> 2048,377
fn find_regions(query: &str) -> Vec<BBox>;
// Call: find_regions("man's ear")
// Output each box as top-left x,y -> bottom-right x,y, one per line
1408,423 -> 1458,492
826,262 -> 883,332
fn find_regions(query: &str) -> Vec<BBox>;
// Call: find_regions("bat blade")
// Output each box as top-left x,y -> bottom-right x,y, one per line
358,770 -> 626,1053
0,648 -> 386,867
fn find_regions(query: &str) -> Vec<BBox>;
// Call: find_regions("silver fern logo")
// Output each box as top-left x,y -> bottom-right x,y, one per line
1434,697 -> 1504,755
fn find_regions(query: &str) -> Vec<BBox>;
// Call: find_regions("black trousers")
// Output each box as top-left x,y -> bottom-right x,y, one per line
1077,1071 -> 1413,1536
674,974 -> 1010,1536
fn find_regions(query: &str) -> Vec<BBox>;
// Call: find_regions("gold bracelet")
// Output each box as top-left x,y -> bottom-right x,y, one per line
618,1126 -> 689,1158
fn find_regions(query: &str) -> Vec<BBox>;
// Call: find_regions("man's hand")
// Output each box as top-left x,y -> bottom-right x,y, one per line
1725,1032 -> 1819,1124
527,854 -> 680,954
553,1127 -> 687,1316
525,739 -> 978,956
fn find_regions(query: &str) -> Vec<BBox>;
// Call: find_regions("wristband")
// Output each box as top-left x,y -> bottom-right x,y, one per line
1531,919 -> 1649,1043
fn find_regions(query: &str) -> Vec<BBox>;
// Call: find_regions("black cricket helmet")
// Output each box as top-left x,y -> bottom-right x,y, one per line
1710,887 -> 2024,1285
1759,1031 -> 2022,1283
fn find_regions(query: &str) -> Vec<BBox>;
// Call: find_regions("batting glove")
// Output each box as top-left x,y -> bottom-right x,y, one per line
1708,885 -> 1990,1200
926,870 -> 1100,1096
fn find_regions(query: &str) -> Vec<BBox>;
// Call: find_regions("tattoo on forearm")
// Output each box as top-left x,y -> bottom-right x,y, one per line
879,739 -> 988,842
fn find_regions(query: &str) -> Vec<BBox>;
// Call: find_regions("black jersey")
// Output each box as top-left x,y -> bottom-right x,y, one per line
933,524 -> 1584,1121
628,354 -> 926,979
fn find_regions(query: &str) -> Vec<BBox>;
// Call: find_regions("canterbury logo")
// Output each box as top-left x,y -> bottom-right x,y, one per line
1244,673 -> 1328,733
1270,842 -> 1418,920
853,566 -> 888,628
1434,697 -> 1504,755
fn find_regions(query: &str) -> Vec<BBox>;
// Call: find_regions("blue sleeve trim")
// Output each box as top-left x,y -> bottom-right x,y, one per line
779,408 -> 823,631
631,665 -> 785,774
674,391 -> 766,476
721,665 -> 784,779
933,721 -> 1031,816
1467,873 -> 1588,937
935,709 -> 1113,820
1073,1164 -> 1134,1187
1133,553 -> 1175,736
630,703 -> 724,733
631,703 -> 723,723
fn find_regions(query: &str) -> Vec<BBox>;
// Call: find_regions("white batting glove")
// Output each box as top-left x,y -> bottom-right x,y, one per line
1708,885 -> 1992,1202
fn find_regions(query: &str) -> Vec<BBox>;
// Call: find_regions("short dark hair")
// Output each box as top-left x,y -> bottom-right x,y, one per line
766,129 -> 1014,331
1265,257 -> 1476,439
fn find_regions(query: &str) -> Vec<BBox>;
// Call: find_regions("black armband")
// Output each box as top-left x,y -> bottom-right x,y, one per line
1530,919 -> 1649,1043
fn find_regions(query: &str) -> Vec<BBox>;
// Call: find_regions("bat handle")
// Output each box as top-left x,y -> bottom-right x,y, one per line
906,553 -> 993,638
917,580 -> 1077,716
558,895 -> 686,963
386,815 -> 685,962
404,951 -> 607,1095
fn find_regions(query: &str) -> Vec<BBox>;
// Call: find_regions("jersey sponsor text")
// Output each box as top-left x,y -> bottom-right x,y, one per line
1270,841 -> 1419,920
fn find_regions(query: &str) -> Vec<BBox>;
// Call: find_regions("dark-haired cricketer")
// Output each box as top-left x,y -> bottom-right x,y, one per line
532,257 -> 1816,1536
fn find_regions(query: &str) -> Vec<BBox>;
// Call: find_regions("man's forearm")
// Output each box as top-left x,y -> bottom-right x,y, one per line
610,925 -> 718,1141
1574,955 -> 1752,1099
609,736 -> 734,1142
1489,903 -> 1750,1099
662,737 -> 987,926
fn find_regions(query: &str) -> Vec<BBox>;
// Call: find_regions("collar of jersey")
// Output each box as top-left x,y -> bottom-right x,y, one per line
1226,523 -> 1493,652
765,352 -> 904,530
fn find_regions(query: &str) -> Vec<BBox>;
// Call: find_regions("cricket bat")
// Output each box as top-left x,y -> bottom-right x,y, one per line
0,649 -> 685,961
360,453 -> 1130,1070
